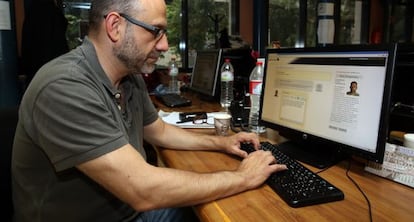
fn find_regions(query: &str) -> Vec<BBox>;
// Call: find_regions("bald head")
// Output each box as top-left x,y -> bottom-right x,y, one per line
88,0 -> 166,35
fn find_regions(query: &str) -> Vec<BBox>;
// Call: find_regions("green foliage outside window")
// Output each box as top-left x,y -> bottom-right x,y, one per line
166,0 -> 229,55
269,0 -> 300,48
65,14 -> 82,50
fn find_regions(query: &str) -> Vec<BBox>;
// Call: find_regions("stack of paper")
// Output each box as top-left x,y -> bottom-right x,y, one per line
365,143 -> 414,188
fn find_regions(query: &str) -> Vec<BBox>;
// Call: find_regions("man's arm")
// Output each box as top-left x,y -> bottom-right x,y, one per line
143,118 -> 261,158
77,143 -> 286,212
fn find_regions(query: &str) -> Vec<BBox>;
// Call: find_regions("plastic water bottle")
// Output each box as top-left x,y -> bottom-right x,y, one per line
220,58 -> 234,109
168,57 -> 180,94
248,60 -> 266,133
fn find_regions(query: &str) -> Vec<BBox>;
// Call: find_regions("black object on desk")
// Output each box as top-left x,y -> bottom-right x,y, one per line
177,112 -> 207,124
156,93 -> 192,108
229,98 -> 250,128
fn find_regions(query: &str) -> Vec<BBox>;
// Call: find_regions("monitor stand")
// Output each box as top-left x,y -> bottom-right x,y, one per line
276,140 -> 349,169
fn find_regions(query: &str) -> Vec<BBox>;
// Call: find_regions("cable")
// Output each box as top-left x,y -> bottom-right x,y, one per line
345,159 -> 373,222
392,102 -> 414,111
315,166 -> 332,174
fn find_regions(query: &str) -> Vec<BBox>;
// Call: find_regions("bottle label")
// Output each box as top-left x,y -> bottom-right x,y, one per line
169,67 -> 178,77
221,71 -> 234,81
249,80 -> 262,95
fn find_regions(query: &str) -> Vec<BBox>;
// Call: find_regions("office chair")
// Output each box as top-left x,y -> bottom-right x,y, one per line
0,106 -> 18,221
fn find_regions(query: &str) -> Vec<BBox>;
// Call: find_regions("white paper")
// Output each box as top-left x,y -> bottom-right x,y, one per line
159,110 -> 218,129
317,19 -> 335,44
0,1 -> 11,30
318,2 -> 334,16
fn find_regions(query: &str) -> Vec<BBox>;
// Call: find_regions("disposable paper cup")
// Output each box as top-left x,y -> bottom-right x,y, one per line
403,133 -> 414,149
214,113 -> 231,136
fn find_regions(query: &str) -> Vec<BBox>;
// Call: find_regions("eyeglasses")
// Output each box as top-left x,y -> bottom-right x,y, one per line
116,13 -> 167,41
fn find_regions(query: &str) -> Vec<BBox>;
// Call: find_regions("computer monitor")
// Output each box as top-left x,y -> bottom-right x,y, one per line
189,49 -> 222,100
189,48 -> 256,101
260,44 -> 397,168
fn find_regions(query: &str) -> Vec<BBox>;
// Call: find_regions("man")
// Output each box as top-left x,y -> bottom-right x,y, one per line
346,81 -> 360,96
12,0 -> 287,221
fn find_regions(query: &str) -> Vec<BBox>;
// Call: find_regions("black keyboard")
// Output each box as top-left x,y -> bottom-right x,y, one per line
156,93 -> 192,108
241,141 -> 344,208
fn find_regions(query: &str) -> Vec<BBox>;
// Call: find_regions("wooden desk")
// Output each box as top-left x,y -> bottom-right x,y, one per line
153,92 -> 414,222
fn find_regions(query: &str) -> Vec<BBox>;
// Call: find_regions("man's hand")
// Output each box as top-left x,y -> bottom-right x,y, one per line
236,150 -> 288,190
221,132 -> 261,158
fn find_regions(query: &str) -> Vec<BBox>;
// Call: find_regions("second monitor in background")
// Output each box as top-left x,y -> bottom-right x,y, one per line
189,48 -> 256,101
189,49 -> 222,101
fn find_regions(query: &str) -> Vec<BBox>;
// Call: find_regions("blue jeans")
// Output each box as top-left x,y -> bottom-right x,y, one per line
133,207 -> 199,222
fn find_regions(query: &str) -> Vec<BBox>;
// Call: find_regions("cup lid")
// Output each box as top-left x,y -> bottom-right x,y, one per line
214,113 -> 231,119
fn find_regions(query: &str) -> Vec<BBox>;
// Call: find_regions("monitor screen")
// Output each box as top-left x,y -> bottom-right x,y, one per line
260,45 -> 396,168
189,49 -> 222,98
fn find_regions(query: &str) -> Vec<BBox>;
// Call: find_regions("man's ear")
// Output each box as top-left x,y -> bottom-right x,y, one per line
104,13 -> 123,42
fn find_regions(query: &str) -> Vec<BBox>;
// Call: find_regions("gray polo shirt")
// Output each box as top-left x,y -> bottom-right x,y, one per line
12,37 -> 159,222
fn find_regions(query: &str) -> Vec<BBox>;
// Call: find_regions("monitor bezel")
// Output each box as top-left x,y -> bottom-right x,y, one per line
259,44 -> 397,164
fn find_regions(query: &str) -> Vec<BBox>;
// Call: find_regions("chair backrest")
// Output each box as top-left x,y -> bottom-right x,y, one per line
0,106 -> 18,221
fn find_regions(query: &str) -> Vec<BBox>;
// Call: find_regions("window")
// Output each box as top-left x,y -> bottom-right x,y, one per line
306,0 -> 318,47
384,1 -> 414,43
268,0 -> 300,48
63,1 -> 91,50
268,0 -> 369,48
339,0 -> 358,44
167,0 -> 236,69
62,1 -> 411,71
61,1 -> 236,70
